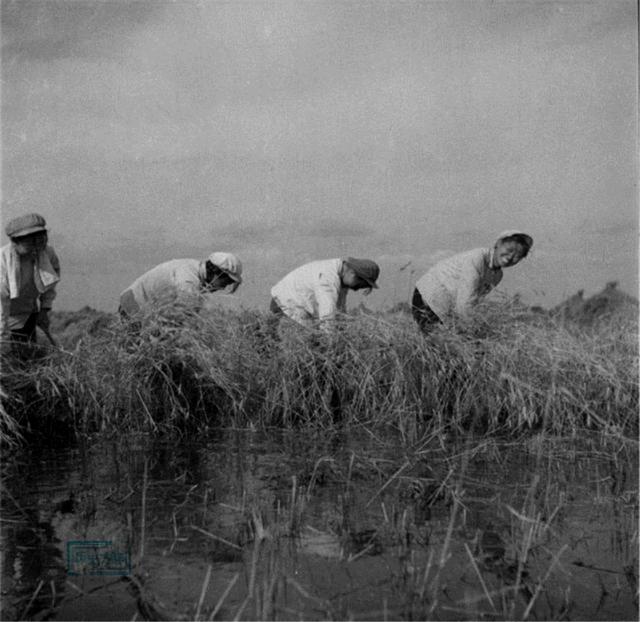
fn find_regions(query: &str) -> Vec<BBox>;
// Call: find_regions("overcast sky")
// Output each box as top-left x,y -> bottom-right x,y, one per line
2,0 -> 637,312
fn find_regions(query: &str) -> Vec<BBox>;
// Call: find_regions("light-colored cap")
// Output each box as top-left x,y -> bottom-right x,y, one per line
6,213 -> 47,238
207,252 -> 243,283
496,230 -> 533,251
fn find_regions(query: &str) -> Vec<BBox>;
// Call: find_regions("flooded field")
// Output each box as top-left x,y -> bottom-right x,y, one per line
1,429 -> 637,621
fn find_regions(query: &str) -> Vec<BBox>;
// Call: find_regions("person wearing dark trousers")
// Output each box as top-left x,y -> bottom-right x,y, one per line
269,257 -> 380,331
118,252 -> 243,318
0,213 -> 60,353
269,257 -> 380,422
412,230 -> 533,334
411,287 -> 442,333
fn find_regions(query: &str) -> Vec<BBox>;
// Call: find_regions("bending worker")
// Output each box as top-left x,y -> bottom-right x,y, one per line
0,213 -> 60,349
119,252 -> 243,317
270,257 -> 380,330
411,230 -> 533,333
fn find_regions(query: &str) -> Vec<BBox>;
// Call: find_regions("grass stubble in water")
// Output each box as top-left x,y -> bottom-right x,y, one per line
0,296 -> 637,620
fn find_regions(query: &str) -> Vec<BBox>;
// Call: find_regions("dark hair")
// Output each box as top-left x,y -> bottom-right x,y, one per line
11,230 -> 48,242
205,260 -> 223,282
204,260 -> 236,290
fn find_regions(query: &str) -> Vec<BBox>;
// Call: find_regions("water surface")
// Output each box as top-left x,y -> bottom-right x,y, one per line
1,430 -> 637,620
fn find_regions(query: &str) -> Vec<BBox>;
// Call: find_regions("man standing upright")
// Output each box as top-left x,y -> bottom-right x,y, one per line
0,213 -> 61,349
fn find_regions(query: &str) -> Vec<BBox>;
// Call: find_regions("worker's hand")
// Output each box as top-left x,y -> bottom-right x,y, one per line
36,309 -> 51,329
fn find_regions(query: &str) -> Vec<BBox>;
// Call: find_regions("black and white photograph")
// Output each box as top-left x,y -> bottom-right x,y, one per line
1,1 -> 637,620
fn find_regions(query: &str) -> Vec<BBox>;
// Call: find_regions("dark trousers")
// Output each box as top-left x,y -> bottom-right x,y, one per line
118,289 -> 140,318
265,297 -> 285,342
411,288 -> 441,334
270,298 -> 284,316
11,313 -> 38,343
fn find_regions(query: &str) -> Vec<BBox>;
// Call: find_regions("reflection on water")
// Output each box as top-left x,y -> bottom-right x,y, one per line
1,430 -> 637,621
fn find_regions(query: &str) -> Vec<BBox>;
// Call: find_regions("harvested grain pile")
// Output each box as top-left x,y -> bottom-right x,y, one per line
49,306 -> 116,348
552,281 -> 638,326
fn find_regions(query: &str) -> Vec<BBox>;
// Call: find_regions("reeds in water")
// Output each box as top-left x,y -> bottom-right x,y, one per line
1,296 -> 637,442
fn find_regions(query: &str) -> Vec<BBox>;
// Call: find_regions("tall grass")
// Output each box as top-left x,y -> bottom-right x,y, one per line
1,296 -> 637,443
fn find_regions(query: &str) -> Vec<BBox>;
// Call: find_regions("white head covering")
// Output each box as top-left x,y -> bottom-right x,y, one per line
495,230 -> 533,251
207,252 -> 243,283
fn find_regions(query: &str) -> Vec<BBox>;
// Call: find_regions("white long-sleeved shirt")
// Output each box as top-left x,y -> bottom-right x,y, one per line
119,259 -> 206,314
270,258 -> 348,329
415,248 -> 502,320
0,243 -> 60,336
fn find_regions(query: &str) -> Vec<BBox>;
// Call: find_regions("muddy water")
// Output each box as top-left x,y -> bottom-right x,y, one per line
1,430 -> 637,621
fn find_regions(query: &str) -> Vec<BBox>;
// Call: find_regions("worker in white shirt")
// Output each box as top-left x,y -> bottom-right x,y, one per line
0,213 -> 60,350
270,257 -> 380,331
412,230 -> 533,333
119,252 -> 242,317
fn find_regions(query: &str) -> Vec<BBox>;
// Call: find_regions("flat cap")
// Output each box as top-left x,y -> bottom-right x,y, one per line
344,257 -> 380,289
6,213 -> 47,238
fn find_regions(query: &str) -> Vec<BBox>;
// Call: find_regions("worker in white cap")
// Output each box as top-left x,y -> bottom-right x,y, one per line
118,252 -> 243,317
270,257 -> 380,331
412,231 -> 533,333
0,213 -> 60,348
